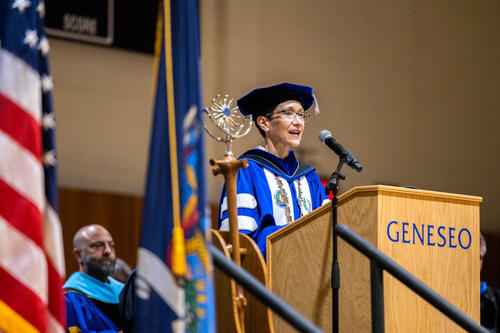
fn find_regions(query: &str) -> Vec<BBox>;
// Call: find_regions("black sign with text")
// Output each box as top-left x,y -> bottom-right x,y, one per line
45,0 -> 113,45
45,0 -> 157,53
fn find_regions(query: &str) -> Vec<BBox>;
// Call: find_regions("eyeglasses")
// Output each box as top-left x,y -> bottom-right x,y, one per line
266,110 -> 311,123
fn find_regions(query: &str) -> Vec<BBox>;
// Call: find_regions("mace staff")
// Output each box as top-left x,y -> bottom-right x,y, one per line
203,93 -> 253,331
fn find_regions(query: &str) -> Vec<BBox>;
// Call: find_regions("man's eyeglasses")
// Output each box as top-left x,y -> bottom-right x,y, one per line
266,110 -> 311,123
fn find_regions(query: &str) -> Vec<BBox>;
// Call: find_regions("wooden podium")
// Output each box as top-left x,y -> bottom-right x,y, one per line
266,185 -> 481,332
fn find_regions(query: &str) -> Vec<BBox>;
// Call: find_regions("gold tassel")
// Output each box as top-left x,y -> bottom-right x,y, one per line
171,226 -> 187,276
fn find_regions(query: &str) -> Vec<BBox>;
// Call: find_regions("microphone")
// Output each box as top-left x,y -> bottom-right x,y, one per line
318,130 -> 363,172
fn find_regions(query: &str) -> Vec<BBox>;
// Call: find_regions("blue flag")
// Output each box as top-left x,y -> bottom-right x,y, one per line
134,0 -> 215,332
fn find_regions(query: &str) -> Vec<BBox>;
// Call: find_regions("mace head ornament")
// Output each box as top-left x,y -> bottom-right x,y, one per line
202,94 -> 252,155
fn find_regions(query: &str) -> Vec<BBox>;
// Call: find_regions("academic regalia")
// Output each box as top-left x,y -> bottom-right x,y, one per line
118,269 -> 137,333
237,82 -> 315,118
217,147 -> 329,258
480,281 -> 500,332
64,272 -> 124,333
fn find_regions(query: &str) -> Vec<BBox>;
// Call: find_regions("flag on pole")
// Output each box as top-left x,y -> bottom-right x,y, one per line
134,0 -> 215,332
0,0 -> 66,332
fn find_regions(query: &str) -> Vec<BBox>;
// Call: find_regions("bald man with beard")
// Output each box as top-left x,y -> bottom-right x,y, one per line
64,224 -> 124,333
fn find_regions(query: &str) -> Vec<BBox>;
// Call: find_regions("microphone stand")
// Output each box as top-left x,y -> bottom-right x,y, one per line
325,153 -> 347,333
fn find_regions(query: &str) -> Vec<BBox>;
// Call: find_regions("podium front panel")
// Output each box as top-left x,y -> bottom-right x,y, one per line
377,189 -> 480,332
267,185 -> 481,333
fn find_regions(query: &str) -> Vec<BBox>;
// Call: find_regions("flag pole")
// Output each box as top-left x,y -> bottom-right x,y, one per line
163,0 -> 186,277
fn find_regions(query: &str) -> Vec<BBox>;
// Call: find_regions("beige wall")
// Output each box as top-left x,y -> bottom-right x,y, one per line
51,0 -> 500,230
51,40 -> 154,194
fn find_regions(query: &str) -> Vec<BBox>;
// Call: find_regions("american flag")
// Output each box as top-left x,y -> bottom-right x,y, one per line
0,0 -> 66,332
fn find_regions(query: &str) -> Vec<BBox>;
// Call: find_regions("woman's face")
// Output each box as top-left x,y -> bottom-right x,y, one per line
260,100 -> 306,150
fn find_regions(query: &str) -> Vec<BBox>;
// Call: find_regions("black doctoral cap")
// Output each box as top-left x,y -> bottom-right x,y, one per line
236,82 -> 315,118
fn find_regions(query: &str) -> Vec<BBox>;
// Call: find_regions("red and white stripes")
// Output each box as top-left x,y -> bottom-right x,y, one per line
0,48 -> 65,333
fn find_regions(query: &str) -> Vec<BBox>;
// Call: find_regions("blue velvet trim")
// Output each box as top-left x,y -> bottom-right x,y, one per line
241,148 -> 298,176
64,272 -> 124,304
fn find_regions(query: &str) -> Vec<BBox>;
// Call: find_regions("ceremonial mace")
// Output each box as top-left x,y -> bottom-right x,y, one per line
202,94 -> 253,332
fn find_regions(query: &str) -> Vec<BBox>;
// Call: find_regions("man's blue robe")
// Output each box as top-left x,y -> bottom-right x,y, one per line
217,148 -> 329,258
64,272 -> 124,333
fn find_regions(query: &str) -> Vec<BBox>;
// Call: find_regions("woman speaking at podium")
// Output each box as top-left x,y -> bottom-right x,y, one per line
217,83 -> 330,258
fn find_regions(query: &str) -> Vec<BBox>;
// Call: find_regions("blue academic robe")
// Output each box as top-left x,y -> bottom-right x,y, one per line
217,148 -> 329,258
64,272 -> 124,333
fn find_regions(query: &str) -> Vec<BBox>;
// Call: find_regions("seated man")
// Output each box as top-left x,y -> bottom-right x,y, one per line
64,224 -> 124,332
217,83 -> 329,258
480,233 -> 500,332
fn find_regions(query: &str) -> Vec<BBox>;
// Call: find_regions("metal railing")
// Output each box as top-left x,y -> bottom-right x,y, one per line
335,223 -> 488,333
209,223 -> 487,333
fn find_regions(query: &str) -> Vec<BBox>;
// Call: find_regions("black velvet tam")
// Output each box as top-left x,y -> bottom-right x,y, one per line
237,83 -> 314,118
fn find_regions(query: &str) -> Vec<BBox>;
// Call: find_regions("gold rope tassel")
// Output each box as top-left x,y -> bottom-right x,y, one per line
162,0 -> 186,279
171,226 -> 187,276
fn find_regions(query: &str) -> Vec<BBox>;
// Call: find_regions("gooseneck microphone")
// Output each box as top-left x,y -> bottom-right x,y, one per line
318,130 -> 363,172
